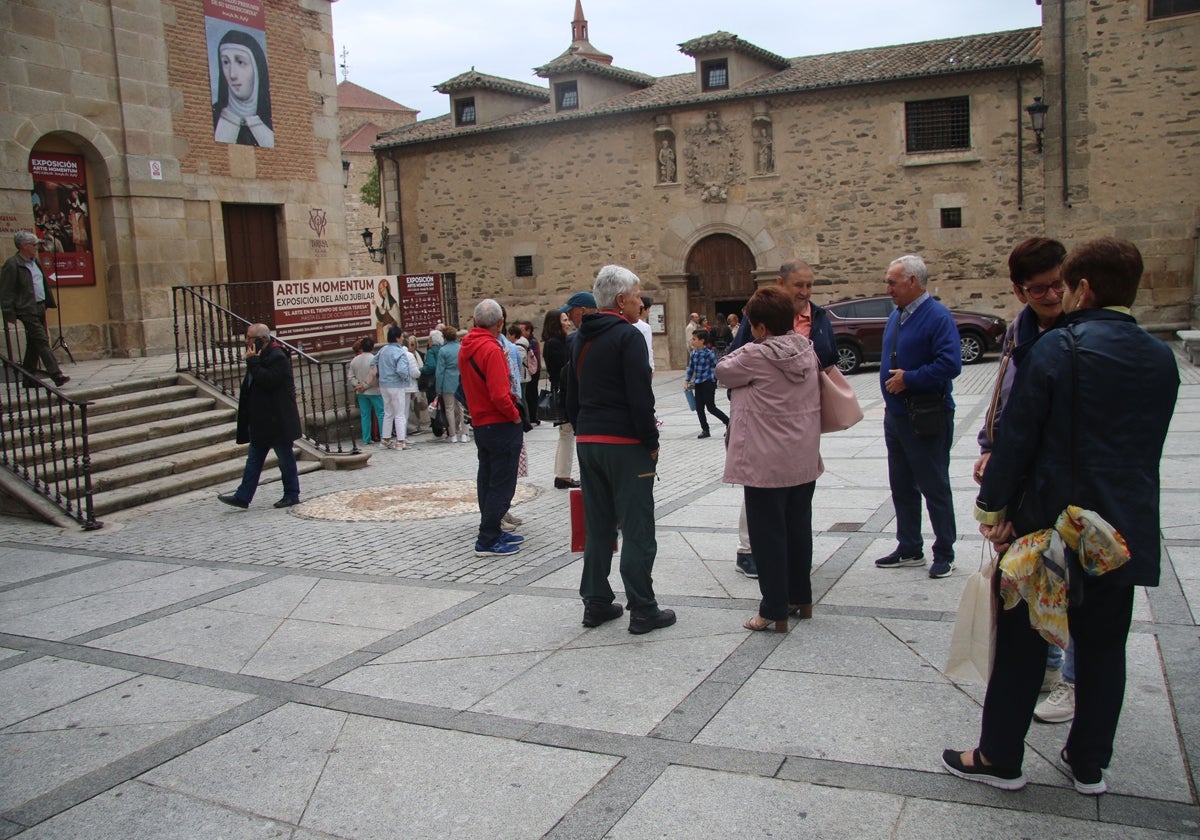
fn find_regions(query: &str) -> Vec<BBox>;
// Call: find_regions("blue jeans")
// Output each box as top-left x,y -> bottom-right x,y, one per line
883,408 -> 956,563
356,392 -> 384,442
473,421 -> 522,546
234,440 -> 300,503
1046,639 -> 1076,682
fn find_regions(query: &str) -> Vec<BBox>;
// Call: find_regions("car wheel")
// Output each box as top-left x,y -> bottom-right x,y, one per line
835,341 -> 862,374
959,330 -> 985,364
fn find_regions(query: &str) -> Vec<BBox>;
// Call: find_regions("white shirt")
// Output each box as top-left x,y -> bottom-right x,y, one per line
633,318 -> 654,370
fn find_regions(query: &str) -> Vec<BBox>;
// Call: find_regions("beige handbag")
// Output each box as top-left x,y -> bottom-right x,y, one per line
945,546 -> 998,685
819,366 -> 864,433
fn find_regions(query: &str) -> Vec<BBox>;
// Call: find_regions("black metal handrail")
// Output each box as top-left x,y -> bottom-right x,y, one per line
0,358 -> 99,529
172,283 -> 360,456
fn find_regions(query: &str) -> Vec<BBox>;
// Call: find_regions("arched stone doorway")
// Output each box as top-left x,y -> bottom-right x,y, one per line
684,233 -> 757,329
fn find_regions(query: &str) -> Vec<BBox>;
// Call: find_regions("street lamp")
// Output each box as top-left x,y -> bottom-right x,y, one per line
1025,96 -> 1049,153
341,159 -> 350,188
362,227 -> 388,263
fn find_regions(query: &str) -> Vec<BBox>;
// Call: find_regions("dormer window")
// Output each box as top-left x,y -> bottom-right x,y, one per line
455,97 -> 476,126
701,59 -> 728,91
555,81 -> 579,111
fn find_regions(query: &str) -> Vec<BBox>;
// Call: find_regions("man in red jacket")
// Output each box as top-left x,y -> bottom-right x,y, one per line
459,298 -> 524,556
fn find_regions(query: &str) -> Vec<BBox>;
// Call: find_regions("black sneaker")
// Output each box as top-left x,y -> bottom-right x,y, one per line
941,748 -> 1026,791
581,602 -> 624,627
1061,749 -> 1106,795
929,560 -> 954,578
628,607 -> 676,635
697,430 -> 711,439
875,551 -> 925,569
736,553 -> 758,579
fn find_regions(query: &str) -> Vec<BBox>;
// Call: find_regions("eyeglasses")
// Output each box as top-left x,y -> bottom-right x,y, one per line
1021,279 -> 1066,300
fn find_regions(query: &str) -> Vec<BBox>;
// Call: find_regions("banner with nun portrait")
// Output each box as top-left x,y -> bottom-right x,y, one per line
205,0 -> 274,148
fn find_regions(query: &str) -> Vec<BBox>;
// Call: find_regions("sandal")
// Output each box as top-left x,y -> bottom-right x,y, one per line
743,615 -> 788,633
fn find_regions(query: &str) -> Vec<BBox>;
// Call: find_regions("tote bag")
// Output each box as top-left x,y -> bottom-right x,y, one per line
819,367 -> 864,433
945,547 -> 997,685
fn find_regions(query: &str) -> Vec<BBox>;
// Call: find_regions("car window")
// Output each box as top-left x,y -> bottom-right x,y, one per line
830,298 -> 896,319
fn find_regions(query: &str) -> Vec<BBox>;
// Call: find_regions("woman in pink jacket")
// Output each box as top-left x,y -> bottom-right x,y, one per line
717,286 -> 823,632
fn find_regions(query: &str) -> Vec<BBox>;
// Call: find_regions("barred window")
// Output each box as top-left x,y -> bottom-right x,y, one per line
702,59 -> 728,91
940,207 -> 963,229
514,256 -> 534,277
1149,0 -> 1200,18
905,97 -> 970,153
555,81 -> 578,111
455,97 -> 476,127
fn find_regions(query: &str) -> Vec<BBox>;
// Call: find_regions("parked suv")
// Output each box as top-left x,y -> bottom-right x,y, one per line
824,296 -> 1005,374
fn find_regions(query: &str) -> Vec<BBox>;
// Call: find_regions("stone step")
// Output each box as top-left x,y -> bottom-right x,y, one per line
88,456 -> 322,517
64,373 -> 182,404
86,408 -> 237,451
85,397 -> 219,434
88,440 -> 250,494
19,384 -> 202,429
33,424 -> 238,484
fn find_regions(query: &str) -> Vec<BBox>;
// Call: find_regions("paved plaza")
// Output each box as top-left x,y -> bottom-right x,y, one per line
1,351 -> 1198,838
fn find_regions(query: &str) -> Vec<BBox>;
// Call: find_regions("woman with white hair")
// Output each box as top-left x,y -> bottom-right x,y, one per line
566,265 -> 674,635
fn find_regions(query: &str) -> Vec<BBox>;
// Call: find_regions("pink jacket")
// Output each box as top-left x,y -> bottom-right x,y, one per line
716,332 -> 823,488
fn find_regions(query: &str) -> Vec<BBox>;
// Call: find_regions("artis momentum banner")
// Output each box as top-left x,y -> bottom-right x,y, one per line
29,152 -> 95,287
205,0 -> 274,148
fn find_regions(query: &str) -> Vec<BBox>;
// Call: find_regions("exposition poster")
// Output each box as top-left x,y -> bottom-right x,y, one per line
29,152 -> 95,287
396,274 -> 446,338
205,0 -> 274,148
273,277 -> 376,352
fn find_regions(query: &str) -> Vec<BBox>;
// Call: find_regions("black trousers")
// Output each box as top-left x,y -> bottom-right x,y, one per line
979,573 -> 1135,770
16,304 -> 62,377
693,380 -> 728,432
523,377 -> 540,423
744,482 -> 815,621
473,421 -> 522,546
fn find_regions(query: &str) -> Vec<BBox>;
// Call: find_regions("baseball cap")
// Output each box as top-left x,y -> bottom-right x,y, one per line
559,291 -> 597,313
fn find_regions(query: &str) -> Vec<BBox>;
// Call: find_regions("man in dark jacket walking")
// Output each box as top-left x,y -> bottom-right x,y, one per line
218,323 -> 302,509
1,231 -> 69,386
567,265 -> 674,635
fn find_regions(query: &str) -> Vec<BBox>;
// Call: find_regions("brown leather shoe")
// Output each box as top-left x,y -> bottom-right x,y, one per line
554,477 -> 580,489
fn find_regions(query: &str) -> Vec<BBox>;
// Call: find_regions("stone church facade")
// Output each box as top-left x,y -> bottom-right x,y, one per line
374,0 -> 1199,369
0,0 -> 348,358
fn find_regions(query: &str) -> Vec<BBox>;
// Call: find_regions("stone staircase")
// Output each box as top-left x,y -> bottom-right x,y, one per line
36,374 -> 320,518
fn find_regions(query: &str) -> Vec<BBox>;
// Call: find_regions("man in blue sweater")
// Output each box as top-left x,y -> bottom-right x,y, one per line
876,255 -> 962,579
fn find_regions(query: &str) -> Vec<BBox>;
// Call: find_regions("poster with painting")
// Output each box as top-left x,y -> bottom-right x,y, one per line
205,0 -> 274,148
29,153 -> 95,286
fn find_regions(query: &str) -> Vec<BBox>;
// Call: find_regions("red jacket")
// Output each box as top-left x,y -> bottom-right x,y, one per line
459,326 -> 520,427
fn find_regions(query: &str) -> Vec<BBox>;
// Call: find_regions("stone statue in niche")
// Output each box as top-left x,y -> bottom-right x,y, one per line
754,123 -> 774,175
683,111 -> 744,203
657,138 -> 677,183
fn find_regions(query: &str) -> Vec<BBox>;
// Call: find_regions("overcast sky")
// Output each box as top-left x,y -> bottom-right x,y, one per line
330,1 -> 1044,120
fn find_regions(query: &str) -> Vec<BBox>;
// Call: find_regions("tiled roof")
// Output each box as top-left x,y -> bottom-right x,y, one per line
377,27 -> 1040,150
337,80 -> 416,112
341,121 -> 385,153
434,69 -> 550,101
678,31 -> 789,70
534,55 -> 655,87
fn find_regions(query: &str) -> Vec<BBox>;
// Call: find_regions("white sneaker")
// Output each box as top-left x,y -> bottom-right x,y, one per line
502,512 -> 522,527
1041,666 -> 1062,693
500,517 -> 517,532
1034,681 -> 1075,723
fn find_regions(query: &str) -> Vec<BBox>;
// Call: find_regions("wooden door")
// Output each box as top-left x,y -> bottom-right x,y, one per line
222,203 -> 280,326
684,233 -> 756,325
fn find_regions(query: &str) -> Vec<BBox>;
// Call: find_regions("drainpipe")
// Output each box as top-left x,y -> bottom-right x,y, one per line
1016,71 -> 1024,210
1059,0 -> 1071,207
1193,225 -> 1200,329
384,148 -> 407,274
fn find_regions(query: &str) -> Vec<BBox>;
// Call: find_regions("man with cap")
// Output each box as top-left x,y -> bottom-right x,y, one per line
553,290 -> 596,489
1,231 -> 69,386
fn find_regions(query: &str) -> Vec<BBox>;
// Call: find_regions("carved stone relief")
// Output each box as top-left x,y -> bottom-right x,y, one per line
683,111 -> 743,203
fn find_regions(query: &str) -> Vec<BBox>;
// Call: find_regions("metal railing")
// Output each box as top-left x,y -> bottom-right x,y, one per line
173,283 -> 360,456
0,358 -> 99,529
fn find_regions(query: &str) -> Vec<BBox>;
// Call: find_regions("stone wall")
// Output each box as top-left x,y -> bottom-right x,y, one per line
1042,0 -> 1199,330
390,69 -> 1047,366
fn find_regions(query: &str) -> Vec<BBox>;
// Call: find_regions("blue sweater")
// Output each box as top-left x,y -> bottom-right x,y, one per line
878,297 -> 961,415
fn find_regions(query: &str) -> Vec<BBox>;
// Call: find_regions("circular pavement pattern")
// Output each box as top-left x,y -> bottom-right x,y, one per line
292,480 -> 540,522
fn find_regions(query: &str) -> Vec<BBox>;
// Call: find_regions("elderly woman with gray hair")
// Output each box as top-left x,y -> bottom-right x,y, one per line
566,265 -> 674,635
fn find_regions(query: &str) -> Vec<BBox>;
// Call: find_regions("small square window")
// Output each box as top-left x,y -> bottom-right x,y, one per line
940,207 -> 963,229
455,97 -> 476,126
905,96 -> 970,153
514,255 -> 534,277
555,81 -> 578,111
1149,0 -> 1200,18
701,59 -> 728,91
